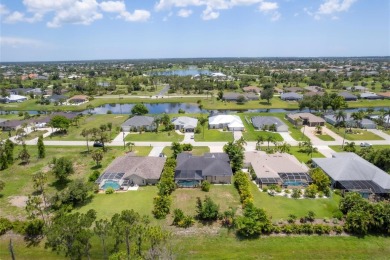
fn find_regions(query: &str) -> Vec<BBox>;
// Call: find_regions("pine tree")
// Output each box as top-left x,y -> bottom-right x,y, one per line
37,135 -> 45,158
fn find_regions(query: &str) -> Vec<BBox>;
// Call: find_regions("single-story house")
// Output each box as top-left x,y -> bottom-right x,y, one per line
245,151 -> 311,188
280,92 -> 303,101
287,113 -> 325,127
0,94 -> 28,103
338,92 -> 358,101
312,153 -> 390,197
360,92 -> 383,100
8,88 -> 32,95
96,155 -> 166,189
378,92 -> 390,99
172,116 -> 198,132
175,152 -> 233,187
304,91 -> 325,97
209,115 -> 244,131
243,86 -> 261,94
284,87 -> 303,93
0,119 -> 24,131
68,95 -> 89,104
97,82 -> 110,87
304,86 -> 323,92
47,94 -> 68,103
347,86 -> 368,92
121,116 -> 155,132
274,87 -> 283,94
324,113 -> 377,129
251,116 -> 288,132
222,92 -> 258,101
370,115 -> 390,127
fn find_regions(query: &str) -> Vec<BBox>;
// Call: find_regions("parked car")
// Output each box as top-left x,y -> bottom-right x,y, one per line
360,142 -> 372,147
93,141 -> 104,147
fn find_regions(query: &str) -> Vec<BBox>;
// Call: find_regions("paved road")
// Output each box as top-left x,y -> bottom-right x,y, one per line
157,85 -> 170,97
149,146 -> 165,157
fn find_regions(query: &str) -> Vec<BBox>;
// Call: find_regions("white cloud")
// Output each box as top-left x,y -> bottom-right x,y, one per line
177,8 -> 193,17
0,4 -> 10,15
0,36 -> 44,48
318,0 -> 357,15
4,11 -> 42,23
259,1 -> 278,12
202,6 -> 219,20
23,0 -> 76,13
306,0 -> 358,20
121,10 -> 150,22
100,1 -> 125,13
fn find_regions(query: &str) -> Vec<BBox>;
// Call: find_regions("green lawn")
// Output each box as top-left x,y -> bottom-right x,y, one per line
288,146 -> 325,162
23,130 -> 48,141
0,146 -> 150,219
329,145 -> 390,153
171,185 -> 241,216
162,146 -> 210,157
125,130 -> 184,142
251,183 -> 341,220
194,123 -> 233,142
77,186 -> 157,220
327,125 -> 384,141
239,114 -> 283,142
316,134 -> 335,141
46,114 -> 126,141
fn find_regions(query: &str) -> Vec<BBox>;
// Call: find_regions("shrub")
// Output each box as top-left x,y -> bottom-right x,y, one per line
304,184 -> 318,198
287,214 -> 297,224
201,181 -> 210,192
275,186 -> 282,193
318,191 -> 324,198
334,189 -> 342,196
152,195 -> 172,219
262,187 -> 268,192
182,143 -> 193,151
196,196 -> 219,221
284,189 -> 291,194
88,170 -> 100,182
333,225 -> 343,235
105,187 -> 115,194
178,215 -> 195,228
172,208 -> 185,226
333,211 -> 344,220
0,218 -> 12,235
24,219 -> 44,237
291,188 -> 302,199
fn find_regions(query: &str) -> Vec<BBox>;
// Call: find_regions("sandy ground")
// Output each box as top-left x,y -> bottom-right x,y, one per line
8,196 -> 28,208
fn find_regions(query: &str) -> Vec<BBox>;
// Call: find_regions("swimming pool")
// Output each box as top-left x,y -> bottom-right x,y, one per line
177,180 -> 200,188
283,181 -> 306,187
101,180 -> 121,190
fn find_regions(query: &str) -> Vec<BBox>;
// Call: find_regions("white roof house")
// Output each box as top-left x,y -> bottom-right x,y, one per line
5,94 -> 28,103
172,116 -> 198,131
209,115 -> 244,131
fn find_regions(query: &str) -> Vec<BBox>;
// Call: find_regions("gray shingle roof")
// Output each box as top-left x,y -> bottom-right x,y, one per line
251,116 -> 287,131
121,116 -> 154,127
175,152 -> 232,179
312,153 -> 390,191
104,155 -> 166,180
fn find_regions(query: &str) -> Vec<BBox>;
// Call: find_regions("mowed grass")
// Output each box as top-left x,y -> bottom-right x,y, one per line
329,145 -> 390,153
171,233 -> 390,260
327,125 -> 385,141
77,186 -> 157,220
23,130 -> 48,141
0,145 -> 150,219
239,114 -> 283,142
46,114 -> 126,141
162,146 -> 210,157
316,134 -> 335,141
125,130 -> 184,142
250,183 -> 341,220
194,123 -> 233,142
171,185 -> 241,216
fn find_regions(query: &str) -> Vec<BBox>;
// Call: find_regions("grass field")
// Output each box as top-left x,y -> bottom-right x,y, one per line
125,130 -> 184,142
23,130 -> 48,141
327,125 -> 384,141
162,146 -> 210,157
250,182 -> 341,220
46,114 -> 126,141
0,146 -> 151,219
238,114 -> 283,142
316,134 -> 336,141
194,123 -> 233,142
329,145 -> 390,153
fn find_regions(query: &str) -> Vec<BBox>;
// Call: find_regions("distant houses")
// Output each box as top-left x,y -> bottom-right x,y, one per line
172,116 -> 198,132
68,95 -> 89,105
242,86 -> 261,94
251,116 -> 288,132
174,152 -> 233,187
209,115 -> 244,131
324,113 -> 377,129
222,92 -> 258,102
121,116 -> 155,132
280,92 -> 303,101
360,92 -> 383,100
0,94 -> 28,103
338,92 -> 358,101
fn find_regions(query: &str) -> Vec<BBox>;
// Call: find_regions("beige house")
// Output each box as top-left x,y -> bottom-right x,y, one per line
286,113 -> 325,127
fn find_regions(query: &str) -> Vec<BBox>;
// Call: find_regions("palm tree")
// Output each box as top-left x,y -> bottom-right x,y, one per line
305,143 -> 318,158
126,142 -> 135,152
315,125 -> 322,135
154,118 -> 161,133
266,135 -> 276,150
81,128 -> 91,153
256,135 -> 264,151
198,116 -> 208,139
278,142 -> 291,153
351,111 -> 364,129
335,110 -> 346,129
236,136 -> 247,148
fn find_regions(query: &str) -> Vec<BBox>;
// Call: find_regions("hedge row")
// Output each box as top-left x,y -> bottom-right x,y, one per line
234,171 -> 253,206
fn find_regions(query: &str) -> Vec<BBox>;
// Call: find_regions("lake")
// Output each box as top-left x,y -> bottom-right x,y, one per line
149,69 -> 211,76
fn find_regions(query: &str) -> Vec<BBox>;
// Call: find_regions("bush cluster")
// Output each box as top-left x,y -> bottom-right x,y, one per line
234,171 -> 253,206
172,209 -> 195,228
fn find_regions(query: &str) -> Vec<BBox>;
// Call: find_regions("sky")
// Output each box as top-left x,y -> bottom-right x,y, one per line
0,0 -> 389,62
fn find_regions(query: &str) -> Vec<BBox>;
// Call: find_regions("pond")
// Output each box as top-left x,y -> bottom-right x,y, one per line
148,68 -> 211,76
90,103 -> 206,114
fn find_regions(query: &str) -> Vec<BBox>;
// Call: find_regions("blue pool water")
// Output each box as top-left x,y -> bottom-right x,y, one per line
283,181 -> 304,186
177,180 -> 200,187
101,180 -> 121,190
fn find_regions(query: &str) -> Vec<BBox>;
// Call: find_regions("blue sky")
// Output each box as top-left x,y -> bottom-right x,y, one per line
0,0 -> 389,62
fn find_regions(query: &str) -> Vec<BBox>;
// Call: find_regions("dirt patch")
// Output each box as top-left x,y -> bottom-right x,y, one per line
9,196 -> 28,208
41,165 -> 51,173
